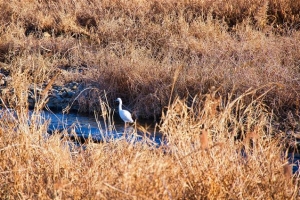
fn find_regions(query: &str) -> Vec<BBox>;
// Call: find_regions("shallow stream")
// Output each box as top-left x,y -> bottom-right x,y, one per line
43,111 -> 162,144
4,109 -> 298,174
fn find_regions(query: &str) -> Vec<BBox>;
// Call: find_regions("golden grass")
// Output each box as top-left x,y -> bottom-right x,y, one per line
0,0 -> 300,198
0,90 -> 298,199
0,0 -> 299,117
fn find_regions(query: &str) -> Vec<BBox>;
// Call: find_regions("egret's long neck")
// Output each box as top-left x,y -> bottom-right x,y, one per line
118,101 -> 123,111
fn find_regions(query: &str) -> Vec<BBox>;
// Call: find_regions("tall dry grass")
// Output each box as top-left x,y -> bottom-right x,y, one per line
0,0 -> 299,118
0,0 -> 300,198
0,88 -> 298,199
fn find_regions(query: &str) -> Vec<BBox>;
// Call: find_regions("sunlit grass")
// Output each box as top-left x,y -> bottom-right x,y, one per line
0,0 -> 299,117
0,0 -> 300,198
0,90 -> 298,199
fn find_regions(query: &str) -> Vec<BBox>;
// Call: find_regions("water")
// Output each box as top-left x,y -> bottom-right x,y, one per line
42,111 -> 162,144
288,153 -> 300,174
3,109 -> 299,173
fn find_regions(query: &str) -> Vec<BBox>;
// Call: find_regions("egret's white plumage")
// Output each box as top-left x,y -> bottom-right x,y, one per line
116,98 -> 134,123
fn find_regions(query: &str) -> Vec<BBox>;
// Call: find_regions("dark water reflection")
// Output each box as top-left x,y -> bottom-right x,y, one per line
43,111 -> 162,144
288,153 -> 300,174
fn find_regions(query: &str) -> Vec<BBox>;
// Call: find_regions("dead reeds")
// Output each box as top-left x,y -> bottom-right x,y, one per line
0,88 -> 298,199
0,0 -> 300,198
0,0 -> 299,118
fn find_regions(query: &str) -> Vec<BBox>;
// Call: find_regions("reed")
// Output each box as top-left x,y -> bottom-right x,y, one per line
0,0 -> 299,118
0,0 -> 300,198
0,89 -> 298,199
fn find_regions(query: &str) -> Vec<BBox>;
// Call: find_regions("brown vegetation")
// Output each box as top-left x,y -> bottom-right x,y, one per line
0,0 -> 300,198
0,0 -> 299,117
0,90 -> 299,199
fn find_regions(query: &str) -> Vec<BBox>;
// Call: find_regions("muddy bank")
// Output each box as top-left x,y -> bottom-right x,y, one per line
28,81 -> 80,111
0,66 -> 88,113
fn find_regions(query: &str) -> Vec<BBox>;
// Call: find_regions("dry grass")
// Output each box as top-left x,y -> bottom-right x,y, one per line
0,0 -> 300,198
0,0 -> 299,118
0,90 -> 298,199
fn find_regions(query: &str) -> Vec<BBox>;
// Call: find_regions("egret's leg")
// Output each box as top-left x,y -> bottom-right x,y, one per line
123,122 -> 127,137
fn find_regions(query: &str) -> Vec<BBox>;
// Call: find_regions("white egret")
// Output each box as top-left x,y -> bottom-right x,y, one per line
115,98 -> 134,124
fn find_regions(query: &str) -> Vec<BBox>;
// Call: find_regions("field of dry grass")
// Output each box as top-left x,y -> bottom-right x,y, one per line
0,0 -> 300,199
0,91 -> 299,199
